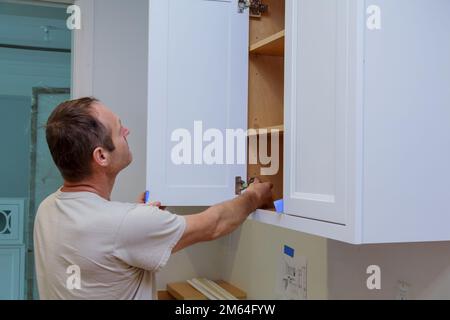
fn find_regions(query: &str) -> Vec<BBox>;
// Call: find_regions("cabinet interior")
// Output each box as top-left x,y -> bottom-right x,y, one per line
247,0 -> 285,208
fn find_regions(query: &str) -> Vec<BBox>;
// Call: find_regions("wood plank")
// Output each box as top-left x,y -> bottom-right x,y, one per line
167,281 -> 247,300
157,290 -> 175,300
250,30 -> 285,56
248,55 -> 284,130
215,280 -> 247,300
248,134 -> 284,203
248,125 -> 284,136
249,0 -> 285,46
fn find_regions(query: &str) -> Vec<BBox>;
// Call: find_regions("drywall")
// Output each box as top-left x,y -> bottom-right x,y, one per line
157,207 -> 229,288
328,240 -> 450,299
222,220 -> 328,300
90,0 -> 149,202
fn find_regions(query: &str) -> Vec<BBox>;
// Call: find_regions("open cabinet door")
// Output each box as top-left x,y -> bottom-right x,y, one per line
147,0 -> 249,206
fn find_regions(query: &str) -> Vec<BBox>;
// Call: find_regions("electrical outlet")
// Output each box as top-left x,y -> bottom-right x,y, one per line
396,281 -> 410,300
275,246 -> 307,300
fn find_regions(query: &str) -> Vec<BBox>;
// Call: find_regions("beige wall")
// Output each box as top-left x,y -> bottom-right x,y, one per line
328,240 -> 450,300
159,218 -> 328,300
157,207 -> 228,289
221,220 -> 328,300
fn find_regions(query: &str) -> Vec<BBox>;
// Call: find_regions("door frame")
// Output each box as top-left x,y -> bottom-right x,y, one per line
28,87 -> 70,299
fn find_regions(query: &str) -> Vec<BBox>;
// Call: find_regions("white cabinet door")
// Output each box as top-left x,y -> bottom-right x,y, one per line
284,0 -> 357,224
147,0 -> 248,206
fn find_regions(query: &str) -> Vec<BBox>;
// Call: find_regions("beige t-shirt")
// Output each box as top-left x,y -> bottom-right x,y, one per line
33,189 -> 186,300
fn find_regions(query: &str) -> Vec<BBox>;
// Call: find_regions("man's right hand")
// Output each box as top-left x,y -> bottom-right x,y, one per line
245,178 -> 274,210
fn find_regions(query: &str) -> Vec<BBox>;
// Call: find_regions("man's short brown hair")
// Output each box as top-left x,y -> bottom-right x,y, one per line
46,97 -> 115,182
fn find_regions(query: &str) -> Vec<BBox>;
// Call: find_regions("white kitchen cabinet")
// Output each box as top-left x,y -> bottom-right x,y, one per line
254,0 -> 450,244
146,0 -> 450,243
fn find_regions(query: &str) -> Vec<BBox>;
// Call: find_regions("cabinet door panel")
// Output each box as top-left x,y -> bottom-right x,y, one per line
285,0 -> 354,224
147,0 -> 248,205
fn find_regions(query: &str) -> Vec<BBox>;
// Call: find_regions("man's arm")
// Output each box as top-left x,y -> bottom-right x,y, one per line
172,179 -> 273,253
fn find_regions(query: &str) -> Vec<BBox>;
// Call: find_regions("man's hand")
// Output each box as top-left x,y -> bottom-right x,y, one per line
172,177 -> 274,253
245,178 -> 274,210
136,192 -> 162,208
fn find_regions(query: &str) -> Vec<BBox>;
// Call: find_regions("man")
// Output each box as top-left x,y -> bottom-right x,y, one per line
34,97 -> 273,300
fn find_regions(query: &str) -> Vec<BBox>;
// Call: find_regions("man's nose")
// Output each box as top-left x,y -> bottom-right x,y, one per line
124,127 -> 130,137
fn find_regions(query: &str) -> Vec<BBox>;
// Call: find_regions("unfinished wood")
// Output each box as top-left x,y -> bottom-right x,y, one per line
250,30 -> 285,56
248,135 -> 284,203
167,281 -> 247,300
157,290 -> 175,300
248,125 -> 284,136
215,280 -> 247,299
248,55 -> 284,130
250,0 -> 285,46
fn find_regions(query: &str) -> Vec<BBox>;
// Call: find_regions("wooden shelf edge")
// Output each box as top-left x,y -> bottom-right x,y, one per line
249,30 -> 285,57
247,125 -> 284,136
167,281 -> 247,300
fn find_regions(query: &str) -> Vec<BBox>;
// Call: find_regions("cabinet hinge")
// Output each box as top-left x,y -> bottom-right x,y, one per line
235,176 -> 245,195
238,0 -> 268,17
235,176 -> 257,195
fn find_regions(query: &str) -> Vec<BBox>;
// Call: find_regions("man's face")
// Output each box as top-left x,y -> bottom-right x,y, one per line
92,103 -> 133,173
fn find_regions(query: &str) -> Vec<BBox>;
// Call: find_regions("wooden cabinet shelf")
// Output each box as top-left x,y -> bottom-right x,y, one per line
247,125 -> 284,136
249,30 -> 285,56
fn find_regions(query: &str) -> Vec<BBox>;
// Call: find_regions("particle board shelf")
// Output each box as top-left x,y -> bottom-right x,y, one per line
249,30 -> 285,56
247,125 -> 284,136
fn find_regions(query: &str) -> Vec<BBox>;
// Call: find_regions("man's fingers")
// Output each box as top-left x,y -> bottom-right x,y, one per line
148,201 -> 162,207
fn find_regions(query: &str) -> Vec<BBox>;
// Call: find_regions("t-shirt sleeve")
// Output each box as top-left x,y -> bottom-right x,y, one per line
113,205 -> 186,272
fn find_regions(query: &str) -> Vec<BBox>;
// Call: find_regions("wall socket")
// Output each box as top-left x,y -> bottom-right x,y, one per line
275,246 -> 307,300
396,281 -> 411,300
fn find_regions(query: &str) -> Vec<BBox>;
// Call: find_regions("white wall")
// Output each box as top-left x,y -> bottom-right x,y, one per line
92,0 -> 149,202
73,0 -> 148,202
328,240 -> 450,300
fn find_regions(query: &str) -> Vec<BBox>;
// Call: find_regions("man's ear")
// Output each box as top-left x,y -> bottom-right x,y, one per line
92,147 -> 110,167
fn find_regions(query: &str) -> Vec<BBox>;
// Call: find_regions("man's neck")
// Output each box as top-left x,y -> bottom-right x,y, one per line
61,174 -> 116,201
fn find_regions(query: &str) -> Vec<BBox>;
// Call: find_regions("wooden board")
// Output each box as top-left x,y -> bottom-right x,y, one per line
248,134 -> 284,203
157,290 -> 176,300
248,55 -> 284,130
249,0 -> 285,46
248,125 -> 284,136
250,30 -> 285,56
167,281 -> 247,300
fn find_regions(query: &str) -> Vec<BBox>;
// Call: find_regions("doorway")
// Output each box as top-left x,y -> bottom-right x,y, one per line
0,0 -> 72,299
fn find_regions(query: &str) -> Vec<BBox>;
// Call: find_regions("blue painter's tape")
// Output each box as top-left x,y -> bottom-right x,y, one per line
284,245 -> 295,258
274,199 -> 284,213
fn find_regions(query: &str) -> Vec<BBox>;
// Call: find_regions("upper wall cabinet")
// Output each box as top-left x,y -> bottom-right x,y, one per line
143,0 -> 450,243
253,0 -> 450,244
